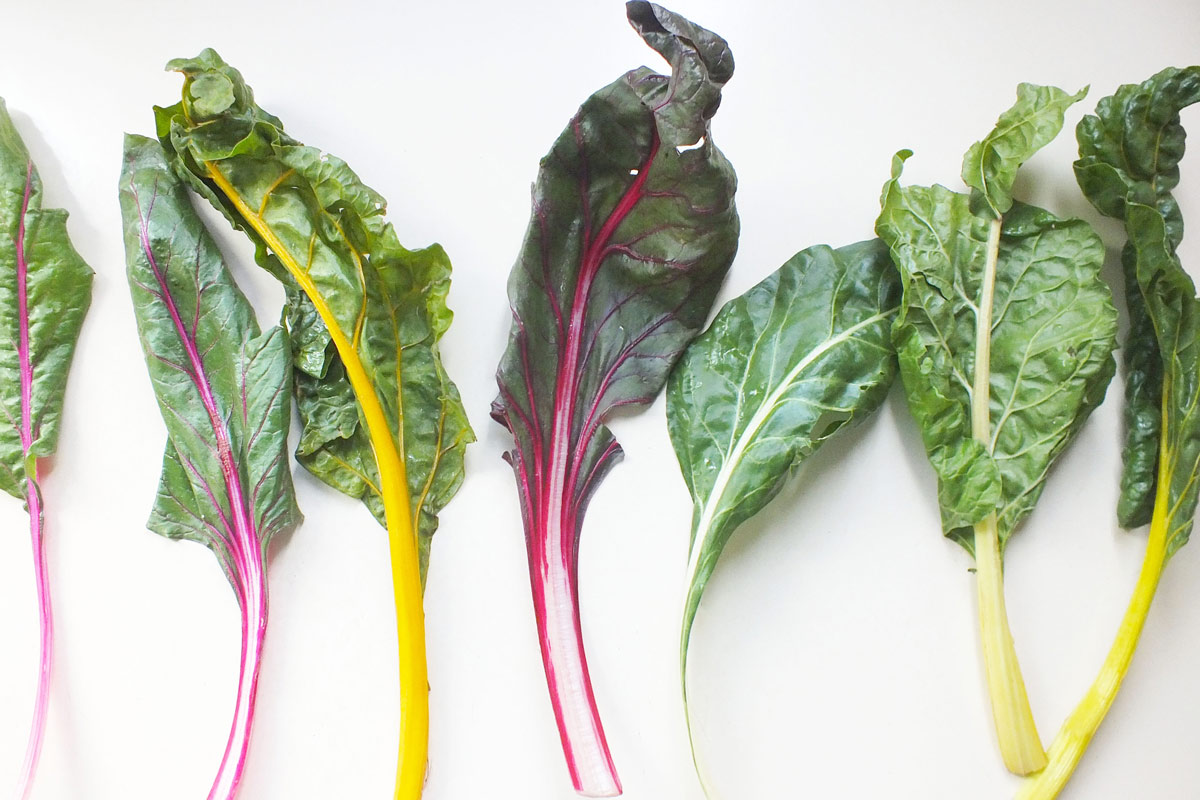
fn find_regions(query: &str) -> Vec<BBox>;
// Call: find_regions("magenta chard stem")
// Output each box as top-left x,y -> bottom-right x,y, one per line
207,543 -> 267,800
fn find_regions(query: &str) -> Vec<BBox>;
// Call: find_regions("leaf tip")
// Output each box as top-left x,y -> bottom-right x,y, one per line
164,47 -> 228,75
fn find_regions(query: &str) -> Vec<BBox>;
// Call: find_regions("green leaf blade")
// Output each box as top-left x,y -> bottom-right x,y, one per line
1114,242 -> 1162,528
667,239 -> 899,673
962,83 -> 1088,218
120,134 -> 301,574
987,202 -> 1117,542
1076,66 -> 1200,540
879,90 -> 1117,550
0,99 -> 93,499
1126,200 -> 1200,555
877,155 -> 1001,539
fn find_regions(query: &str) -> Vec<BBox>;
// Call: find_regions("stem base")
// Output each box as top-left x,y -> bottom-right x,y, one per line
974,514 -> 1046,775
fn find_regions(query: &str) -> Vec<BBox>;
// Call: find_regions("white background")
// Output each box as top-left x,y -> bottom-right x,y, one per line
0,0 -> 1198,798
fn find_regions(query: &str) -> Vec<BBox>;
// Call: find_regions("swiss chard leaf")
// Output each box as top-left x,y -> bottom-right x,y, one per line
876,84 -> 1117,776
1110,240 -> 1164,528
0,97 -> 93,800
962,84 -> 1089,218
1076,66 -> 1200,538
668,239 -> 897,668
0,99 -> 93,499
120,135 -> 301,797
154,49 -> 473,584
490,3 -> 738,794
1127,201 -> 1200,556
665,239 -> 898,785
1016,67 -> 1200,800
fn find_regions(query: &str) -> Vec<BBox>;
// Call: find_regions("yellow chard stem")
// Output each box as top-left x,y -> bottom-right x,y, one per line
1016,519 -> 1167,799
207,164 -> 429,800
973,217 -> 1047,775
1018,396 -> 1174,800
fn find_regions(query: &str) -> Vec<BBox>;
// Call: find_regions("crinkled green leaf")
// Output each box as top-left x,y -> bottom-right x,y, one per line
962,84 -> 1088,218
1126,202 -> 1200,556
1076,66 -> 1200,534
877,85 -> 1118,555
1113,240 -> 1163,528
154,50 -> 473,584
0,99 -> 93,500
1075,68 -> 1197,241
667,239 -> 898,683
120,135 -> 301,585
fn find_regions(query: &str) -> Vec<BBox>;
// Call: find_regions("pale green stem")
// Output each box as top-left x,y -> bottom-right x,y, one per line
682,662 -> 721,800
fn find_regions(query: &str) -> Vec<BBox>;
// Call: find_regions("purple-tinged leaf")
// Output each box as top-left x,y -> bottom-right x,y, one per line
491,4 -> 738,795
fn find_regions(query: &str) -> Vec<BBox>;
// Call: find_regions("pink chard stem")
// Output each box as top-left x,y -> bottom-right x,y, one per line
495,7 -> 736,796
134,188 -> 269,800
529,512 -> 620,798
522,139 -> 660,799
208,551 -> 266,800
15,477 -> 50,800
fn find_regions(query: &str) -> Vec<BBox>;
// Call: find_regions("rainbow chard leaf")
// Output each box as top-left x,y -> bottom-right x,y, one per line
0,99 -> 93,800
491,3 -> 738,795
1018,66 -> 1200,800
876,84 -> 1118,776
154,49 -> 473,799
120,135 -> 301,800
666,240 -> 898,795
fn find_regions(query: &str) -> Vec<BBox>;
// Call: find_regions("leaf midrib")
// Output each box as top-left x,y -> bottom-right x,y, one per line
682,307 -> 897,619
972,219 -> 1003,448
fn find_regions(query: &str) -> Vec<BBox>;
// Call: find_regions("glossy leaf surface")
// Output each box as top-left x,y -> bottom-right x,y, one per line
667,239 -> 898,675
666,240 -> 898,791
